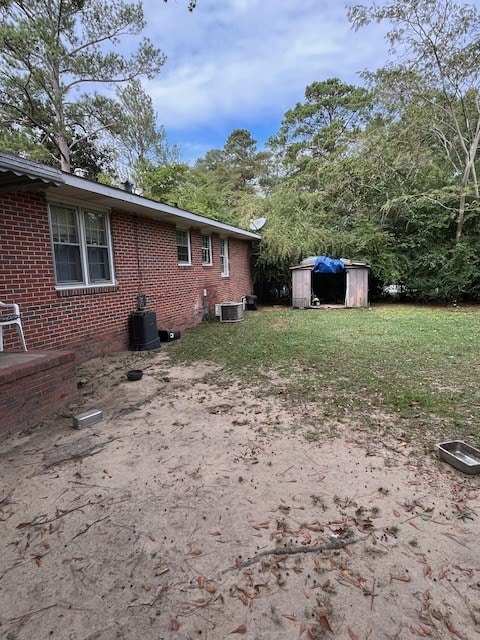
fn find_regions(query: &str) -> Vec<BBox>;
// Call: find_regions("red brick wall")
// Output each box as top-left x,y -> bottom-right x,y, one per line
0,351 -> 77,438
0,192 -> 254,361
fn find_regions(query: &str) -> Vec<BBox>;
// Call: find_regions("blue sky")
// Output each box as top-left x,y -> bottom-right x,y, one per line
141,0 -> 390,163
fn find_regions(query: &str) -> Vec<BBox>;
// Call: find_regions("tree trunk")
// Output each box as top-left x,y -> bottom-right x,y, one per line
57,134 -> 71,173
456,180 -> 467,241
456,127 -> 480,240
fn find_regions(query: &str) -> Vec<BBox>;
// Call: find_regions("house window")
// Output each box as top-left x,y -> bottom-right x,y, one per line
220,238 -> 229,277
49,204 -> 114,286
201,234 -> 212,266
176,229 -> 191,265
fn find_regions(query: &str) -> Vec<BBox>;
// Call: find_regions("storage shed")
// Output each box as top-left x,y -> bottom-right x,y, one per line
291,256 -> 369,309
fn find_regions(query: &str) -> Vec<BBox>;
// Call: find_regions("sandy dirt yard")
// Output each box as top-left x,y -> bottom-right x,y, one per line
1,346 -> 480,640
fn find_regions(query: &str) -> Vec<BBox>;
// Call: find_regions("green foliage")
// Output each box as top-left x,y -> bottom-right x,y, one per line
136,161 -> 191,206
349,0 -> 480,240
268,78 -> 372,177
109,80 -> 179,180
0,0 -> 165,171
137,128 -> 270,225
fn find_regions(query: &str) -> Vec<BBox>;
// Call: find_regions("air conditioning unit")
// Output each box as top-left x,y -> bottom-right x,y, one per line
215,302 -> 244,323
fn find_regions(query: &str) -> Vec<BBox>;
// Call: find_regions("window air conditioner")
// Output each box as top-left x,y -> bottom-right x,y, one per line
215,302 -> 244,322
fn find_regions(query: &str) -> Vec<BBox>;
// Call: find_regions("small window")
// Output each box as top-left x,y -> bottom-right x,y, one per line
201,234 -> 212,266
220,238 -> 229,277
176,229 -> 191,265
49,204 -> 114,286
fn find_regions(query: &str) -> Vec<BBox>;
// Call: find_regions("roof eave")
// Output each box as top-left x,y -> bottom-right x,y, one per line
56,173 -> 261,241
0,151 -> 261,241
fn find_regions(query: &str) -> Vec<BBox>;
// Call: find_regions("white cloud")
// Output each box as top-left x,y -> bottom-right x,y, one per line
141,0 -> 390,159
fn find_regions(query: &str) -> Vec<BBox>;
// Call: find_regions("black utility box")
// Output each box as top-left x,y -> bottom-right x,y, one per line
130,311 -> 161,350
245,295 -> 258,310
159,330 -> 181,342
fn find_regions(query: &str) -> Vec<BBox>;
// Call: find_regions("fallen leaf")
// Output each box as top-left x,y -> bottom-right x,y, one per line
393,509 -> 401,517
238,593 -> 249,606
307,626 -> 323,640
445,621 -> 463,638
205,583 -> 217,594
187,549 -> 202,556
282,614 -> 296,621
317,614 -> 333,633
419,624 -> 433,636
299,622 -> 307,637
348,629 -> 359,640
390,573 -> 411,582
230,624 -> 247,634
197,575 -> 205,589
171,619 -> 180,631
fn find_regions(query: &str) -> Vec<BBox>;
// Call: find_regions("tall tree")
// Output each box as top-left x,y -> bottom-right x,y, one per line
348,0 -> 480,239
170,129 -> 270,224
0,0 -> 165,172
103,79 -> 179,182
268,78 -> 372,180
196,129 -> 270,195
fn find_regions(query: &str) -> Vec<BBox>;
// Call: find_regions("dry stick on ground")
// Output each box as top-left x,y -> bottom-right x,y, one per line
29,502 -> 95,526
71,515 -> 110,540
5,602 -> 91,635
112,391 -> 160,418
43,440 -> 110,469
221,536 -> 364,574
0,489 -> 14,507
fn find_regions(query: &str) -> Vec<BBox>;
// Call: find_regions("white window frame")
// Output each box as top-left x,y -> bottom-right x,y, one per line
220,237 -> 229,277
201,233 -> 212,266
48,202 -> 115,289
176,228 -> 192,265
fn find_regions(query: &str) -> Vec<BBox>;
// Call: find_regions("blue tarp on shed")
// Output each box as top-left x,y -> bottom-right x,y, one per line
312,256 -> 345,274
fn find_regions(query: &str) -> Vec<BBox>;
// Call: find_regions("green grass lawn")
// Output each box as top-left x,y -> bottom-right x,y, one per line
168,305 -> 480,444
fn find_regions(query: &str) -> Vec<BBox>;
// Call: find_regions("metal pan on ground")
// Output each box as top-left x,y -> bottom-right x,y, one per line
435,440 -> 480,474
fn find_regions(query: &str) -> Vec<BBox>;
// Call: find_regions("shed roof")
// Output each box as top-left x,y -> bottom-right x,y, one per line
290,256 -> 369,270
0,152 -> 261,241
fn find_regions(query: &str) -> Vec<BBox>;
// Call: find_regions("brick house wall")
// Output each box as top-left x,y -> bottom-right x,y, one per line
0,350 -> 77,437
0,191 -> 254,362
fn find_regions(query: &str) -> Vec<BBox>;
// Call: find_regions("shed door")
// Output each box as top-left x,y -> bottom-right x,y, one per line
292,269 -> 311,308
345,269 -> 369,307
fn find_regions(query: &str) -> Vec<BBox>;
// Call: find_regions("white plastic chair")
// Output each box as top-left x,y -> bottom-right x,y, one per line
0,301 -> 27,351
